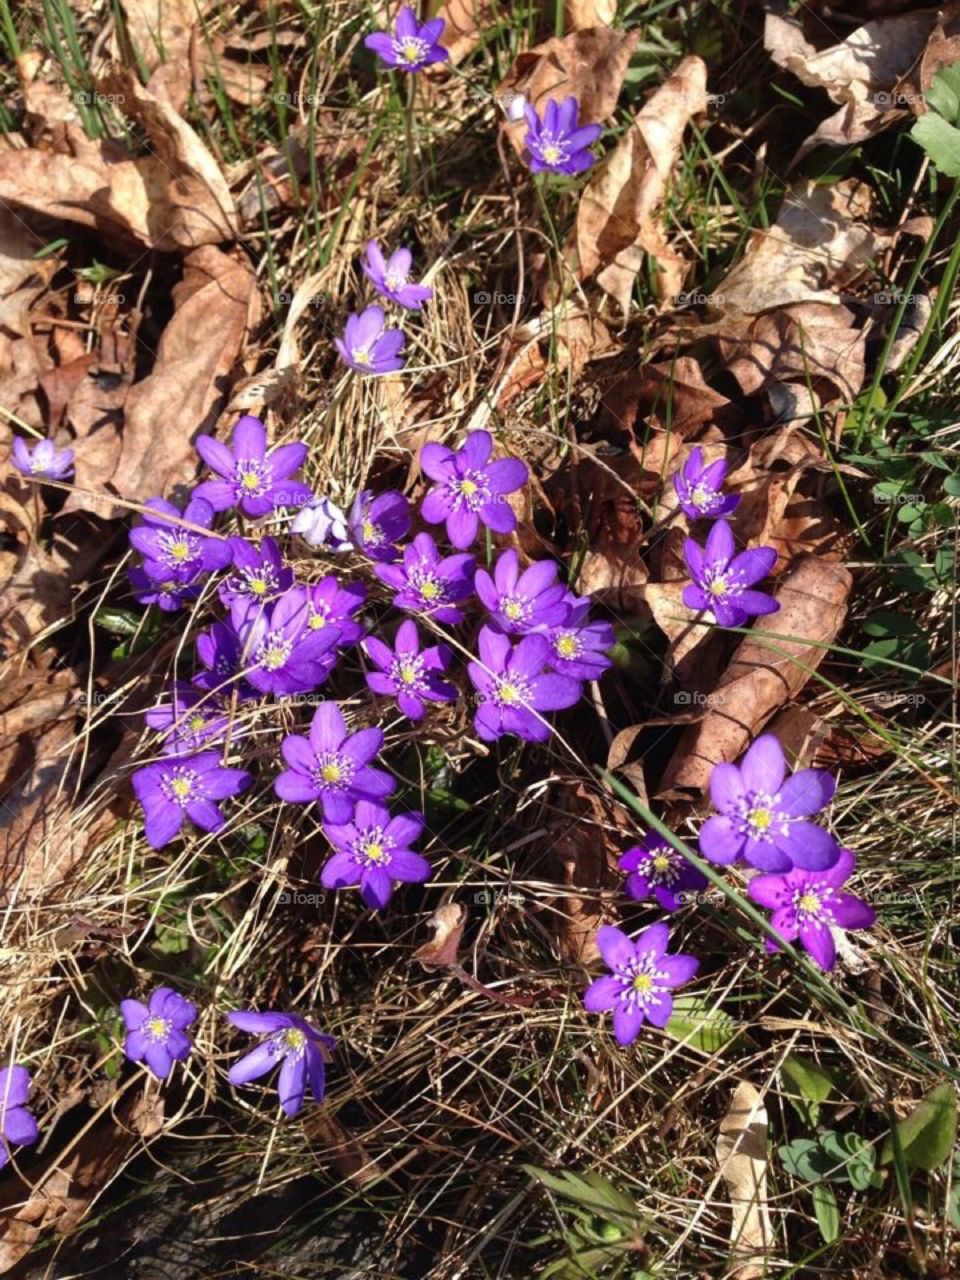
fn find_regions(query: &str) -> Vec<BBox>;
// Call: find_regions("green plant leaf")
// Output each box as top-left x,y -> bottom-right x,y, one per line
924,61 -> 960,123
911,115 -> 960,177
819,1131 -> 876,1190
812,1182 -> 839,1243
782,1054 -> 834,1121
880,1083 -> 958,1171
665,993 -> 739,1055
779,1138 -> 833,1183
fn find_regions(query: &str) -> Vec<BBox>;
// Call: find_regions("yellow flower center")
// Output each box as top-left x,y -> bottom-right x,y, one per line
499,681 -> 520,704
160,580 -> 177,593
283,1028 -> 307,1052
262,645 -> 287,670
460,478 -> 478,496
748,807 -> 772,832
361,519 -> 380,543
798,892 -> 821,915
241,471 -> 261,491
309,612 -> 326,629
632,973 -> 653,993
419,579 -> 440,601
352,346 -> 372,366
399,663 -> 418,685
169,539 -> 191,562
363,840 -> 386,863
146,1016 -> 169,1039
248,576 -> 267,595
542,144 -> 561,164
652,854 -> 671,874
320,762 -> 342,783
170,777 -> 192,799
503,600 -> 523,620
188,714 -> 206,733
556,634 -> 578,657
707,575 -> 729,596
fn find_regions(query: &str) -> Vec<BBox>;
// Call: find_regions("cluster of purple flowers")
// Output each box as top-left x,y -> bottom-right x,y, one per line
335,237 -> 433,380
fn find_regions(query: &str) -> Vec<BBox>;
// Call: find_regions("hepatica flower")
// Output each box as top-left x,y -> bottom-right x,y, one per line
467,626 -> 580,743
145,682 -> 230,754
227,1010 -> 334,1117
363,241 -> 433,310
364,619 -> 456,720
130,496 -> 231,583
132,751 -> 251,849
682,520 -> 779,627
674,447 -> 740,520
583,923 -> 699,1046
475,548 -> 569,634
121,986 -> 197,1080
195,415 -> 311,517
748,847 -> 876,971
619,830 -> 708,913
274,700 -> 394,821
375,532 -> 474,624
232,587 -> 340,696
291,495 -> 353,551
348,489 -> 411,563
12,436 -> 74,480
420,429 -> 527,549
129,565 -> 199,613
219,536 -> 294,609
322,800 -> 430,909
364,6 -> 447,72
0,1066 -> 39,1171
523,96 -> 602,176
335,306 -> 405,375
193,620 -> 256,699
547,595 -> 614,680
700,734 -> 840,872
307,576 -> 367,646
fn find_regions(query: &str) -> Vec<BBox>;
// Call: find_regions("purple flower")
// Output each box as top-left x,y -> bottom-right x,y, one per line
218,536 -> 294,609
467,625 -> 580,743
129,565 -> 200,613
619,831 -> 708,913
290,495 -> 353,550
145,682 -> 230,754
682,520 -> 779,627
375,532 -> 474,624
362,241 -> 433,310
364,6 -> 447,72
699,734 -> 840,873
335,306 -> 405,375
583,923 -> 699,1046
12,436 -> 74,480
231,587 -> 341,696
193,620 -> 256,700
420,429 -> 527,549
673,447 -> 740,521
131,751 -> 251,849
0,1065 -> 39,1171
748,846 -> 876,971
546,594 -> 615,680
348,489 -> 411,563
120,986 -> 197,1081
322,800 -> 430,909
227,1010 -> 334,1117
307,576 -> 367,646
195,415 -> 311,517
475,548 -> 570,634
130,496 -> 232,583
363,619 -> 457,720
523,96 -> 602,176
274,700 -> 394,822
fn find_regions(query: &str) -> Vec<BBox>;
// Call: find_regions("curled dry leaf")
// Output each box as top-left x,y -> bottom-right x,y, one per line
564,0 -> 617,29
415,902 -> 466,968
715,1080 -> 773,1280
658,555 -> 853,797
573,56 -> 708,312
437,0 -> 498,66
598,355 -> 739,442
547,780 -> 622,963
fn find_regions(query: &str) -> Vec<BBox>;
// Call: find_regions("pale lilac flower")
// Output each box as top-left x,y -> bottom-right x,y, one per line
322,800 -> 430,909
619,830 -> 707,913
290,496 -> 353,550
0,1066 -> 39,1171
348,489 -> 411,563
335,306 -> 405,375
673,447 -> 740,520
12,436 -> 74,480
475,548 -> 570,634
546,594 -> 614,680
306,576 -> 367,647
363,242 -> 433,310
121,987 -> 197,1081
682,520 -> 779,627
363,618 -> 457,720
364,6 -> 447,73
523,96 -> 602,175
467,626 -> 580,743
420,429 -> 527,548
583,923 -> 699,1045
230,586 -> 341,696
131,751 -> 251,849
375,532 -> 474,624
227,1010 -> 334,1117
130,496 -> 232,583
218,536 -> 293,609
145,682 -> 230,754
274,700 -> 394,821
195,415 -> 311,517
699,734 -> 840,873
748,846 -> 876,971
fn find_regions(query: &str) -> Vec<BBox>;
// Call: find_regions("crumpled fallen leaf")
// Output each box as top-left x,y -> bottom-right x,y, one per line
0,206 -> 52,338
715,1080 -> 773,1280
415,902 -> 466,968
658,555 -> 853,797
496,308 -> 616,413
108,244 -> 259,507
572,56 -> 708,311
437,0 -> 498,66
564,0 -> 616,28
548,780 -> 622,963
598,354 -> 740,444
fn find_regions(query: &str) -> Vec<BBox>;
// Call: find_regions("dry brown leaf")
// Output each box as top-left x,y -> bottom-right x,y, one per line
658,556 -> 853,797
498,28 -> 640,157
573,56 -> 707,311
61,376 -> 129,513
548,780 -> 622,963
599,355 -> 739,444
437,0 -> 497,66
0,206 -> 52,338
415,902 -> 466,968
715,1081 -> 773,1280
496,308 -> 615,412
115,0 -> 209,74
109,245 -> 258,506
564,0 -> 617,28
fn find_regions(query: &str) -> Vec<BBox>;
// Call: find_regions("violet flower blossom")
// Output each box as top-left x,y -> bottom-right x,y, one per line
193,620 -> 256,700
364,6 -> 447,72
546,594 -> 614,680
0,1066 -> 39,1171
420,429 -> 527,549
121,986 -> 197,1080
195,415 -> 311,517
129,496 -> 232,584
748,846 -> 876,971
307,576 -> 367,646
335,306 -> 405,375
363,241 -> 433,310
363,619 -> 457,720
131,751 -> 251,849
523,96 -> 602,175
583,923 -> 699,1045
673,447 -> 740,520
129,565 -> 200,613
322,800 -> 430,909
11,436 -> 74,480
274,700 -> 394,821
230,587 -> 341,696
218,536 -> 293,609
475,548 -> 570,634
619,830 -> 707,913
227,1010 -> 334,1117
145,682 -> 230,754
699,734 -> 840,873
348,489 -> 411,563
374,532 -> 474,624
290,496 -> 353,550
467,626 -> 580,743
682,520 -> 779,627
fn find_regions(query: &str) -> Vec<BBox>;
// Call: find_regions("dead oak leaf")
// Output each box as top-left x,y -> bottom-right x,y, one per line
715,1080 -> 774,1280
